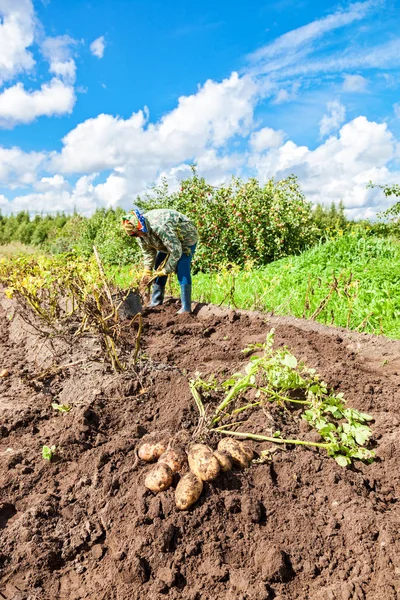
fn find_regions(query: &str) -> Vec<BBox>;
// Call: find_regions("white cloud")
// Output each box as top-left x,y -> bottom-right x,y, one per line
194,149 -> 245,185
0,193 -> 9,209
94,173 -> 128,207
319,100 -> 346,137
151,153 -> 242,196
0,3 -> 82,128
273,89 -> 290,104
250,127 -> 285,152
248,1 -> 377,74
0,0 -> 35,85
272,80 -> 301,104
0,146 -> 46,187
2,111 -> 399,220
151,150 -> 246,197
34,174 -> 70,192
51,72 -> 258,174
6,175 -> 100,216
0,78 -> 76,127
342,74 -> 368,92
250,116 -> 397,218
48,59 -> 76,84
0,0 -> 398,224
0,72 -> 257,212
250,1 -> 374,63
269,38 -> 400,81
90,36 -> 106,59
41,35 -> 78,83
6,173 -> 130,216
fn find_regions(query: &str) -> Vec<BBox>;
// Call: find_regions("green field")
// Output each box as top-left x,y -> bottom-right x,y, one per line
113,233 -> 400,339
2,231 -> 400,339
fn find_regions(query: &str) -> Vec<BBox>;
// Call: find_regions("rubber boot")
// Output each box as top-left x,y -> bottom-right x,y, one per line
177,284 -> 192,314
149,283 -> 165,307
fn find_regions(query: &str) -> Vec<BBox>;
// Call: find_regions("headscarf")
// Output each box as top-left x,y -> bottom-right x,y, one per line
122,206 -> 148,234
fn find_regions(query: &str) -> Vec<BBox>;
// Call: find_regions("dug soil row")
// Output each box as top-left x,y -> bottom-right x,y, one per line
1,294 -> 399,600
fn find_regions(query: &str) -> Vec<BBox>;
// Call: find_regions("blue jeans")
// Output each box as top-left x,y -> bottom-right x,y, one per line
154,244 -> 196,286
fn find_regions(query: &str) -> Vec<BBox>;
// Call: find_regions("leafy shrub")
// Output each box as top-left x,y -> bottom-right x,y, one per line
72,207 -> 140,266
140,169 -> 318,272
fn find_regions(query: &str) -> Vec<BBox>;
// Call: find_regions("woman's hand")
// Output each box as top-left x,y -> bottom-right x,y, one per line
140,269 -> 153,289
152,268 -> 167,279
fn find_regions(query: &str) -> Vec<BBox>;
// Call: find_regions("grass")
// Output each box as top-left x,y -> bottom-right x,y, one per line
193,234 -> 400,338
0,242 -> 43,257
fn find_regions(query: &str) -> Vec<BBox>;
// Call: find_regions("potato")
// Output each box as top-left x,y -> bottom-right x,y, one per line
213,450 -> 233,472
175,473 -> 203,510
188,444 -> 220,481
144,463 -> 173,493
217,438 -> 254,469
240,442 -> 255,462
138,441 -> 167,462
0,369 -> 10,378
158,448 -> 187,473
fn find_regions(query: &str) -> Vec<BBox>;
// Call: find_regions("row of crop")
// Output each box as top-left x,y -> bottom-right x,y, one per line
0,253 -> 142,371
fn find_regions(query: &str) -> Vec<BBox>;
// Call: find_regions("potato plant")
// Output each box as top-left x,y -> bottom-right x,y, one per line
0,253 -> 141,371
190,330 -> 375,467
42,445 -> 57,462
51,403 -> 72,413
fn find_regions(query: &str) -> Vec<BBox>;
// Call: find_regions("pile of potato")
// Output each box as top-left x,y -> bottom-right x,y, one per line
139,437 -> 254,510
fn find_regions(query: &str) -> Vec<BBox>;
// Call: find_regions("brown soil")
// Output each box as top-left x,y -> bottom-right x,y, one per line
1,293 -> 400,600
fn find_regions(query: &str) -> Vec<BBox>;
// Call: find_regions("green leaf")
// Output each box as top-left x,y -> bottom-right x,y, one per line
51,402 -> 71,413
42,445 -> 56,461
354,427 -> 372,446
282,354 -> 297,369
358,412 -> 374,422
273,430 -> 281,438
303,410 -> 315,421
323,405 -> 343,419
335,455 -> 350,467
318,423 -> 336,437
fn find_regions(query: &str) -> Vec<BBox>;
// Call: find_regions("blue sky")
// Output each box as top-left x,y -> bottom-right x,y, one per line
0,0 -> 399,218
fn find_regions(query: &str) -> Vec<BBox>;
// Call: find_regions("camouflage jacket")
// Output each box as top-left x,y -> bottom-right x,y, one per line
137,209 -> 198,274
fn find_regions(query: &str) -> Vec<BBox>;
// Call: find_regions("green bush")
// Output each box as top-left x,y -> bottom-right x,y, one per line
140,170 -> 318,272
72,207 -> 140,266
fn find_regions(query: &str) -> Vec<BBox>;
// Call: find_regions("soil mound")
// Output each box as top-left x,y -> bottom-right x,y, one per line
0,295 -> 399,600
